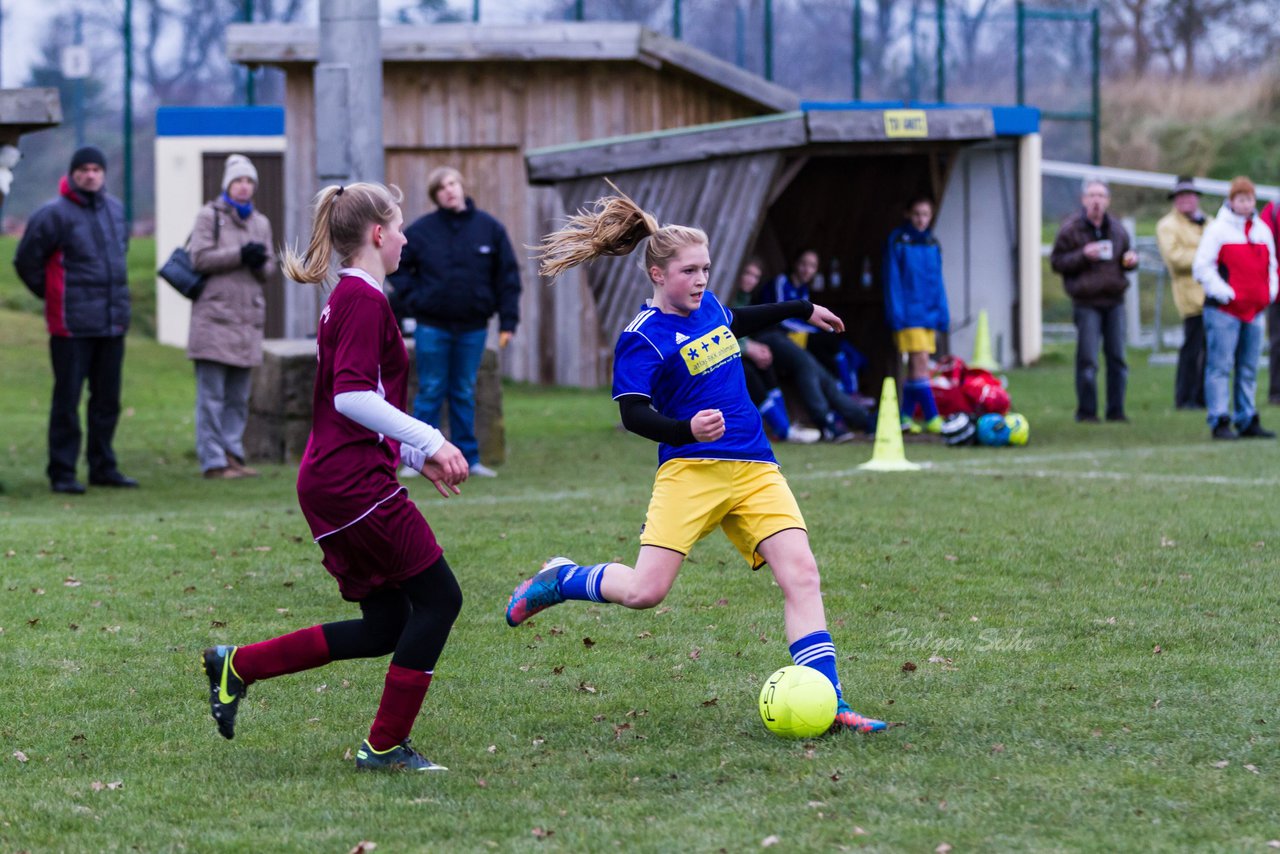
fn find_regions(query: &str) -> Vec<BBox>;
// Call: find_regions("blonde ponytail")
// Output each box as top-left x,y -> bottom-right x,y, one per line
534,179 -> 710,285
282,182 -> 404,284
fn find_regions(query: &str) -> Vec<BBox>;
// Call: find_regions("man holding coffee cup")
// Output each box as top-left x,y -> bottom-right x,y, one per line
1051,177 -> 1139,423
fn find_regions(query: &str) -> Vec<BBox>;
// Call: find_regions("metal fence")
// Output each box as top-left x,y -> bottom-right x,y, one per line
413,1 -> 1099,160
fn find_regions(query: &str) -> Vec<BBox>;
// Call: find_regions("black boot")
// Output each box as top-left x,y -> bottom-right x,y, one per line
1237,414 -> 1276,439
1211,416 -> 1238,440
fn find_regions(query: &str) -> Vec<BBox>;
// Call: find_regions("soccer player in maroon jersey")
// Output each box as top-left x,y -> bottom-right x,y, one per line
200,182 -> 469,771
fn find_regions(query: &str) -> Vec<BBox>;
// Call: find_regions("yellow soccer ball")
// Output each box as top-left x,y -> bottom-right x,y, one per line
758,665 -> 837,738
1005,412 -> 1030,446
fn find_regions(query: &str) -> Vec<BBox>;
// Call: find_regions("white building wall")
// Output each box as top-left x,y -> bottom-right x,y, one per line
933,140 -> 1025,368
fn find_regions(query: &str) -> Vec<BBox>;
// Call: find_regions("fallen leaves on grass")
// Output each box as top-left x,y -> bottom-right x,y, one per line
348,842 -> 377,854
636,631 -> 652,639
613,723 -> 632,740
761,835 -> 780,847
12,751 -> 28,763
531,827 -> 553,839
1160,536 -> 1176,547
64,577 -> 81,587
689,647 -> 701,660
90,781 -> 124,792
901,661 -> 917,672
936,844 -> 953,854
1244,764 -> 1260,774
701,697 -> 718,707
1212,759 -> 1229,768
577,682 -> 597,693
582,637 -> 595,648
1152,645 -> 1163,655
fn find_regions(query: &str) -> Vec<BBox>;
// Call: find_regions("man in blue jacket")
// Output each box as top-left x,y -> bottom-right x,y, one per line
388,167 -> 521,478
14,146 -> 137,494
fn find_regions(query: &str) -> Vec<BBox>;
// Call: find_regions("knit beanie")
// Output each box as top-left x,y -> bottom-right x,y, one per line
1229,176 -> 1256,199
222,154 -> 258,191
68,145 -> 107,174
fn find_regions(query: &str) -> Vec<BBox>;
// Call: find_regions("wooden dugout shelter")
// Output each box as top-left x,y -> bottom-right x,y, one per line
226,22 -> 797,385
526,103 -> 1045,388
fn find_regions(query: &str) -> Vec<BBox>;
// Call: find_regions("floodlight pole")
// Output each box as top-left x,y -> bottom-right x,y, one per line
316,0 -> 384,186
123,0 -> 133,226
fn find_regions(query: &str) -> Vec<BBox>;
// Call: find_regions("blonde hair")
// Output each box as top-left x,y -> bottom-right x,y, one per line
282,183 -> 403,284
534,179 -> 708,281
428,166 -> 464,206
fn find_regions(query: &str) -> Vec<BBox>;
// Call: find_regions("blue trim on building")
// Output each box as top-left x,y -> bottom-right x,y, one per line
800,101 -> 1040,137
156,106 -> 285,137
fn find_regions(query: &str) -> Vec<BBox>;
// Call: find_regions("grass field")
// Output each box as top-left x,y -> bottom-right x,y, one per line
2,306 -> 1279,852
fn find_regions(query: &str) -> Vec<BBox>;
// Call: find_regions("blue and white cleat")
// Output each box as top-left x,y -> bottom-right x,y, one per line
504,556 -> 574,627
832,699 -> 887,734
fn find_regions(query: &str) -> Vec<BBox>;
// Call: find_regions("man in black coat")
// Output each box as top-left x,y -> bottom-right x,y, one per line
14,145 -> 137,493
388,167 -> 521,478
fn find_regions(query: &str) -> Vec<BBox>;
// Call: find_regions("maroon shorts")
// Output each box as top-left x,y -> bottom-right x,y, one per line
317,491 -> 443,601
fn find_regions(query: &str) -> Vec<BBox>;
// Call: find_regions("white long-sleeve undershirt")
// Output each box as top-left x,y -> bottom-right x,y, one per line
333,390 -> 445,472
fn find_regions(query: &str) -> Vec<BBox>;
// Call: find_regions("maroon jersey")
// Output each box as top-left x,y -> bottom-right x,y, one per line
297,273 -> 408,539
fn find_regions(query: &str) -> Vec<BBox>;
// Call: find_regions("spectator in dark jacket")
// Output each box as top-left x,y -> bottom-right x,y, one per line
387,167 -> 521,477
1050,178 -> 1139,423
14,145 -> 136,494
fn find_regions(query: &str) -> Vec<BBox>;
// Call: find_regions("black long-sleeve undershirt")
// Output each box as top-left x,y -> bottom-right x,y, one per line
729,299 -> 816,337
616,299 -> 818,446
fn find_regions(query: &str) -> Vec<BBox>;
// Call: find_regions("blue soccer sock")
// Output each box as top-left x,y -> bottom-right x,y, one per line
907,378 -> 939,421
835,352 -> 856,396
556,562 -> 609,603
899,381 -> 920,422
789,630 -> 843,700
759,388 -> 792,439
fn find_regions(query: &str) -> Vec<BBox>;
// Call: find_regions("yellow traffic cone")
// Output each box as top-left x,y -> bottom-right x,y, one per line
970,309 -> 999,371
858,377 -> 921,472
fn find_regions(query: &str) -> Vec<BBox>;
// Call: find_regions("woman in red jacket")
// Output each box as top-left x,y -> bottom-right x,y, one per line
1193,176 -> 1278,440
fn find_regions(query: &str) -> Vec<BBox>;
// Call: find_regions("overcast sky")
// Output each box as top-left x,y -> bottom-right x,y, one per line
1,0 -> 487,89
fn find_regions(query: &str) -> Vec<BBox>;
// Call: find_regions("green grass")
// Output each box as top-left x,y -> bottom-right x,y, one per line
2,306 -> 1279,852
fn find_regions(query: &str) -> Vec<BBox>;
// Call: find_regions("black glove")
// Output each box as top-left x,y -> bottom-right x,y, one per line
240,242 -> 268,269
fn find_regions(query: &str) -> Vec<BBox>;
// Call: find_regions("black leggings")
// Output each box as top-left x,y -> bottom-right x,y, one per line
320,555 -> 462,672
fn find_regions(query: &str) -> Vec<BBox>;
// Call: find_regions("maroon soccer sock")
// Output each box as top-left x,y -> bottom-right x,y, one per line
367,663 -> 433,751
231,625 -> 331,685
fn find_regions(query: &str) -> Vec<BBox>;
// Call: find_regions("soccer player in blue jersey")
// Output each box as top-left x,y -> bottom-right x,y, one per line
504,187 -> 887,734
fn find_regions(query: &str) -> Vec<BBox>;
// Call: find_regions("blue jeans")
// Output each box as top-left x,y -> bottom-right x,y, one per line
413,324 -> 488,466
1203,306 -> 1263,428
1073,303 -> 1127,419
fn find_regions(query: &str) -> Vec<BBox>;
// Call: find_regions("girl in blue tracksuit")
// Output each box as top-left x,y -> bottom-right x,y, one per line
883,197 -> 950,433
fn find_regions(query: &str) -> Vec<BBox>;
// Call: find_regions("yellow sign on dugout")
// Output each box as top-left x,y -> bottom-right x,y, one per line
883,110 -> 928,138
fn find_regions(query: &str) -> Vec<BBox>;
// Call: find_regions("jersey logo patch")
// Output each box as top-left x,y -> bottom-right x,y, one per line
675,332 -> 690,345
680,325 -> 739,376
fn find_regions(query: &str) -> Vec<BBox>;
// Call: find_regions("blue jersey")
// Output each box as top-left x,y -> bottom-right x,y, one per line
612,292 -> 775,467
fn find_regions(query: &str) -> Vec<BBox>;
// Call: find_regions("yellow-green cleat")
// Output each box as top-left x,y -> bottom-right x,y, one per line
202,645 -> 246,740
355,738 -> 447,772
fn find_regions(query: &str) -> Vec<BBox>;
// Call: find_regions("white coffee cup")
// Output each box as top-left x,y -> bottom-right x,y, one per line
1096,239 -> 1113,260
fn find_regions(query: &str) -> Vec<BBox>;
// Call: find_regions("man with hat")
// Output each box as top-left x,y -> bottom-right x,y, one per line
1156,175 -> 1208,409
14,145 -> 136,493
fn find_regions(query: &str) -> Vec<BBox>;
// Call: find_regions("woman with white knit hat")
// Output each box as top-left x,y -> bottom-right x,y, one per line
186,153 -> 277,478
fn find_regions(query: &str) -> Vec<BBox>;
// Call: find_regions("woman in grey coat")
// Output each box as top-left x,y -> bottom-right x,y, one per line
187,154 -> 276,479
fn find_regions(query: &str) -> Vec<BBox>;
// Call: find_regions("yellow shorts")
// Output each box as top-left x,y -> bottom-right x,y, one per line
640,458 -> 806,570
895,327 -> 937,354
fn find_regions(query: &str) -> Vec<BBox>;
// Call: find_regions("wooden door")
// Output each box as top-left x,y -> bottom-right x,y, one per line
201,152 -> 286,339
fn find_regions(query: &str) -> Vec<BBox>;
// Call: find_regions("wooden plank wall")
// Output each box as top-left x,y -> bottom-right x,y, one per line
278,59 -> 770,385
554,152 -> 782,371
